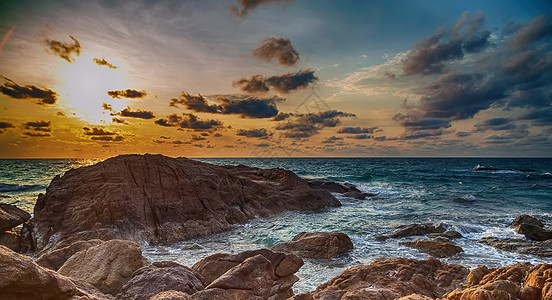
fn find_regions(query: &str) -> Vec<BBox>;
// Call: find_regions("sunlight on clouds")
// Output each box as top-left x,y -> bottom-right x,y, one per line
57,53 -> 128,124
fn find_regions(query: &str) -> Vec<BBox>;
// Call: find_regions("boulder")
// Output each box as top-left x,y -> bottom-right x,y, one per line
516,223 -> 552,241
524,264 -> 552,289
192,248 -> 303,284
271,232 -> 353,258
25,154 -> 340,253
512,215 -> 545,227
375,223 -> 446,241
190,288 -> 262,300
313,257 -> 468,299
116,261 -> 206,300
0,245 -> 111,300
427,230 -> 462,239
400,239 -> 463,258
58,239 -> 144,295
0,203 -> 31,231
0,230 -> 21,252
36,239 -> 104,270
150,290 -> 191,300
479,237 -> 552,257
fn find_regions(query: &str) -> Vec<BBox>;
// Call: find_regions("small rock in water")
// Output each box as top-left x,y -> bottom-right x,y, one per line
271,232 -> 353,259
181,243 -> 204,250
428,230 -> 463,239
511,214 -> 545,227
400,238 -> 464,258
375,223 -> 447,241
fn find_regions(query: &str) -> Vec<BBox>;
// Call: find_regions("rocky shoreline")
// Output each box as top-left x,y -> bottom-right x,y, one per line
1,154 -> 551,299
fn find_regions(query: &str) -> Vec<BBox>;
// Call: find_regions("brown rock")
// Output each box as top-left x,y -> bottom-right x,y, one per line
0,203 -> 30,231
524,263 -> 552,289
190,288 -> 263,300
36,239 -> 104,270
375,223 -> 446,241
116,261 -> 206,300
427,230 -> 462,239
58,239 -> 144,295
0,245 -> 111,300
480,237 -> 552,257
519,286 -> 541,300
25,154 -> 340,253
397,294 -> 435,300
313,257 -> 468,299
304,178 -> 349,193
150,290 -> 191,300
206,254 -> 275,298
288,291 -> 314,300
479,263 -> 531,285
271,232 -> 353,259
466,266 -> 491,286
544,282 -> 552,300
512,215 -> 545,227
400,239 -> 463,258
516,223 -> 552,241
0,231 -> 21,252
192,248 -> 303,284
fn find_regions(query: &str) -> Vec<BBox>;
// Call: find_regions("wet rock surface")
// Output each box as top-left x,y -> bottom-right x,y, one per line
375,223 -> 447,241
400,238 -> 464,258
304,178 -> 375,199
25,154 -> 340,253
271,232 -> 354,259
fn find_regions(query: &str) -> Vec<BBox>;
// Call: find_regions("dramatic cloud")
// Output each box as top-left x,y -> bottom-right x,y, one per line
275,110 -> 356,138
0,77 -> 57,105
102,103 -> 113,111
403,12 -> 490,76
233,70 -> 317,94
44,36 -> 81,63
337,126 -> 381,134
252,37 -> 299,66
117,107 -> 155,119
272,112 -> 293,121
155,113 -> 223,131
107,89 -> 147,99
322,136 -> 343,144
24,121 -> 51,132
93,58 -> 118,69
0,121 -> 14,133
112,117 -> 128,124
507,15 -> 552,51
83,127 -> 123,141
473,118 -> 516,132
236,128 -> 269,138
231,0 -> 293,16
23,132 -> 51,137
170,93 -> 281,118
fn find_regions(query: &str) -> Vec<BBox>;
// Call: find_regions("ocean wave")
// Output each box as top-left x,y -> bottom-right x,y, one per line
454,195 -> 476,202
473,164 -> 524,174
0,183 -> 44,192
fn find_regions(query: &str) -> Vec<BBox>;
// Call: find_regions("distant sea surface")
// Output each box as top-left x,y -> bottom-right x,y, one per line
1,157 -> 551,292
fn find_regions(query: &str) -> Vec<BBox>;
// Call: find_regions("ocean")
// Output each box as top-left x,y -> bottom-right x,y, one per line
1,157 -> 551,292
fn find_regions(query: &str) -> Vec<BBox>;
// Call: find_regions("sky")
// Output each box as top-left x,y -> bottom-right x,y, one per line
0,0 -> 551,158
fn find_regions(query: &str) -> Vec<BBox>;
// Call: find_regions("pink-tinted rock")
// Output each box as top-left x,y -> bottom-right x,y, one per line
0,245 -> 111,300
313,257 -> 468,299
116,261 -> 205,300
25,154 -> 340,253
57,239 -> 144,295
271,232 -> 353,259
0,203 -> 30,231
36,239 -> 104,270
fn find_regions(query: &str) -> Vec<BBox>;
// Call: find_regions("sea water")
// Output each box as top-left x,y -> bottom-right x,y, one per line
1,157 -> 551,292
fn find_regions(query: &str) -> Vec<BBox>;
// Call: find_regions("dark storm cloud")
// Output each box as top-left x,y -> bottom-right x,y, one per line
24,121 -> 51,132
107,89 -> 147,99
252,37 -> 299,66
0,121 -> 14,133
44,36 -> 81,63
272,112 -> 292,121
112,117 -> 128,124
473,118 -> 516,132
170,92 -> 281,118
508,15 -> 552,51
0,77 -> 57,105
93,58 -> 118,69
352,134 -> 372,140
231,0 -> 294,16
403,12 -> 490,76
155,113 -> 223,131
275,110 -> 356,138
337,126 -> 381,134
236,128 -> 269,138
505,90 -> 551,108
233,70 -> 317,94
517,108 -> 552,126
117,107 -> 155,119
456,131 -> 471,137
82,127 -> 116,136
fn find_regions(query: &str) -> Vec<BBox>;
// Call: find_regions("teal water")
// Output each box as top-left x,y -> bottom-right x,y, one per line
1,157 -> 551,292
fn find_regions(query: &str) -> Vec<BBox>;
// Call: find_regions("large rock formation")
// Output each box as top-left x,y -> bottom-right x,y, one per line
271,232 -> 354,259
0,245 -> 111,300
0,203 -> 31,231
24,154 -> 340,253
57,239 -> 144,295
312,257 -> 468,299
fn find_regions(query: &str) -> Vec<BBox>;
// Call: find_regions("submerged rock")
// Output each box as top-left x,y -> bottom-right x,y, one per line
0,245 -> 111,299
375,223 -> 447,241
0,203 -> 30,231
313,257 -> 468,299
271,232 -> 353,259
58,239 -> 144,295
25,154 -> 340,253
117,261 -> 206,300
400,238 -> 464,258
